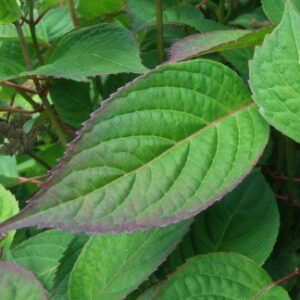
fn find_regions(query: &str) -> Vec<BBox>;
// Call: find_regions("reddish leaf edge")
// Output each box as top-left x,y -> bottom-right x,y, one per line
0,59 -> 269,235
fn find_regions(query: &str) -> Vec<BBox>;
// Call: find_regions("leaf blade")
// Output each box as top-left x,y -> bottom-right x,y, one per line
0,59 -> 269,234
250,1 -> 300,142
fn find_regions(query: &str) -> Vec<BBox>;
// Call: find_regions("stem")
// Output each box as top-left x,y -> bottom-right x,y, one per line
18,176 -> 45,185
0,81 -> 36,94
254,266 -> 300,299
28,0 -> 44,65
14,21 -> 33,70
15,6 -> 68,148
40,95 -> 67,148
18,90 -> 40,109
27,151 -> 52,169
0,107 -> 39,114
67,0 -> 79,27
156,0 -> 164,63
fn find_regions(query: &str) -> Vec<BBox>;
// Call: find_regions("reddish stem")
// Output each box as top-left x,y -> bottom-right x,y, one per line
1,81 -> 37,94
18,176 -> 45,185
0,107 -> 42,114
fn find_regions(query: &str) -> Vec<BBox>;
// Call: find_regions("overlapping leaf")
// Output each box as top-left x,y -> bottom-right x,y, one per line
68,221 -> 190,300
169,27 -> 272,62
26,23 -> 147,80
0,262 -> 48,300
9,230 -> 73,290
190,170 -> 279,265
0,59 -> 269,235
250,1 -> 300,142
152,253 -> 290,299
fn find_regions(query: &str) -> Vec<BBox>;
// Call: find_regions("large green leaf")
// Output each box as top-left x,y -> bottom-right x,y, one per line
250,1 -> 300,142
153,253 -> 290,299
127,1 -> 225,33
0,184 -> 19,252
0,0 -> 21,25
190,170 -> 279,265
68,221 -> 190,300
0,59 -> 269,234
26,23 -> 147,80
49,79 -> 93,128
169,28 -> 272,62
0,262 -> 48,300
9,230 -> 73,290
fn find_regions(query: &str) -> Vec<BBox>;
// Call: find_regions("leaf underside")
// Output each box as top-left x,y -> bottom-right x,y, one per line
0,59 -> 269,235
169,27 -> 272,62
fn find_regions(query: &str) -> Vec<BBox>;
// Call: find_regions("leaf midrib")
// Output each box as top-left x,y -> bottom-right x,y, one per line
26,101 -> 255,215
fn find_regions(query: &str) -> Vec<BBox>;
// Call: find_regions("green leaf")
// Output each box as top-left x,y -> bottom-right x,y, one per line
127,1 -> 226,33
0,0 -> 21,25
0,262 -> 48,300
262,0 -> 300,24
0,155 -> 18,187
0,184 -> 18,251
190,170 -> 279,265
51,234 -> 89,300
250,1 -> 300,142
9,230 -> 73,290
154,253 -> 290,300
169,28 -> 272,62
0,41 -> 26,81
262,0 -> 285,24
78,0 -> 126,19
49,79 -> 93,128
26,24 -> 147,80
0,59 -> 269,234
68,221 -> 190,300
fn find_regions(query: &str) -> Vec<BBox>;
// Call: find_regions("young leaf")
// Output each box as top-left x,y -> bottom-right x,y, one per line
0,0 -> 21,25
25,24 -> 147,80
169,27 -> 272,62
8,230 -> 73,290
49,79 -> 93,128
153,253 -> 290,299
0,184 -> 19,252
0,59 -> 269,235
68,221 -> 190,300
250,1 -> 300,142
0,262 -> 48,300
190,170 -> 280,265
